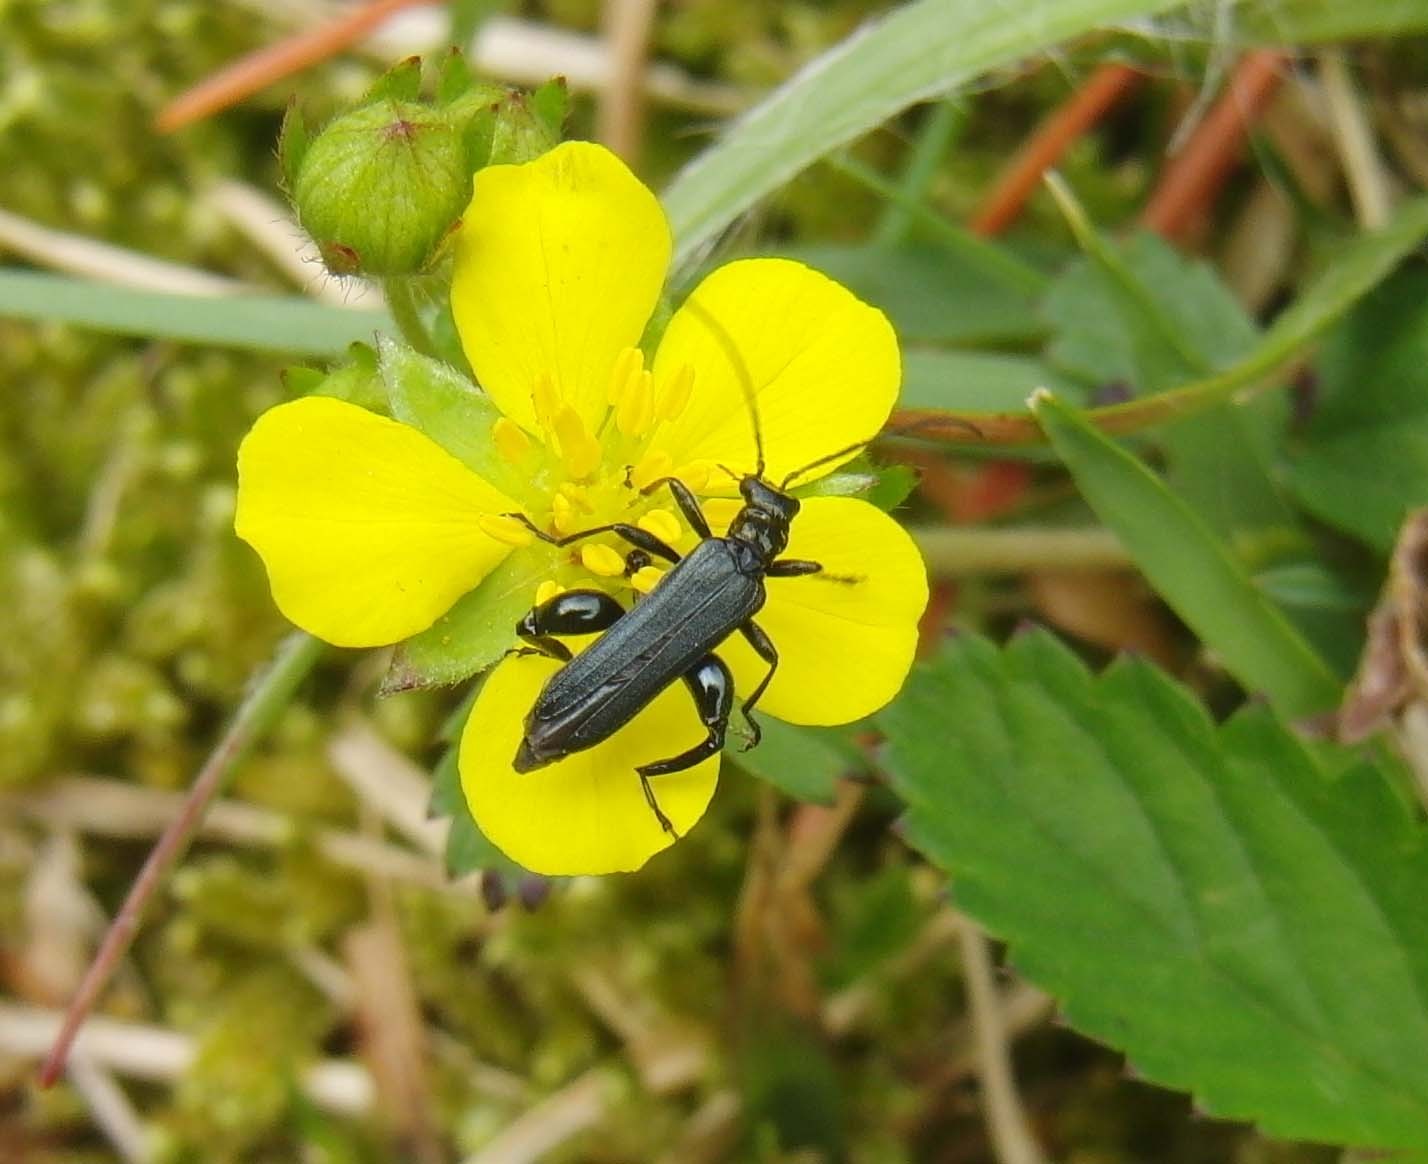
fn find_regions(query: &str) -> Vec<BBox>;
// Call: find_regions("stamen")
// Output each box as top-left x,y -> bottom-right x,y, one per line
551,491 -> 579,535
580,543 -> 625,578
492,417 -> 531,464
702,498 -> 743,529
552,406 -> 601,480
629,449 -> 673,493
631,565 -> 665,594
638,508 -> 683,547
606,346 -> 644,405
532,371 -> 561,431
535,579 -> 564,607
670,461 -> 714,492
615,369 -> 654,437
656,364 -> 696,421
478,514 -> 535,547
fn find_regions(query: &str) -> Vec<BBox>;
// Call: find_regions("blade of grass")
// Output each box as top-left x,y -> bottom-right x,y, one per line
889,195 -> 1428,445
661,0 -> 1188,268
1031,392 -> 1340,717
0,270 -> 390,355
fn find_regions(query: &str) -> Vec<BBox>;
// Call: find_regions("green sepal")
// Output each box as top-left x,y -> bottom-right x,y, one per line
530,77 -> 570,136
276,101 -> 308,192
363,55 -> 423,105
291,342 -> 385,412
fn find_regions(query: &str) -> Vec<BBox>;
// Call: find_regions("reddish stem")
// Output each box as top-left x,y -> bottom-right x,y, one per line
156,0 -> 425,133
1138,50 -> 1289,241
970,62 -> 1142,237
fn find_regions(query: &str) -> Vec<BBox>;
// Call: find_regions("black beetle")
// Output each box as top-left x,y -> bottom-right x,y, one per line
506,428 -> 868,835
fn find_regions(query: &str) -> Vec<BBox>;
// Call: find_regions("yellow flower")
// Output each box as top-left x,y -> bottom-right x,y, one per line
235,141 -> 927,877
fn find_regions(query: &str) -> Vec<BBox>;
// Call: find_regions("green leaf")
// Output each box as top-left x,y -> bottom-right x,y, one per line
901,349 -> 1084,412
1033,392 -> 1340,717
379,337 -> 529,500
1227,0 -> 1428,42
769,243 -> 1043,347
386,546 -> 547,691
0,270 -> 389,355
1290,266 -> 1428,553
661,0 -> 1186,268
880,631 -> 1428,1150
726,716 -> 859,804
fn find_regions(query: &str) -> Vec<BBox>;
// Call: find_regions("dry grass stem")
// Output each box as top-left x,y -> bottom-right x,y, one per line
598,0 -> 661,163
327,717 -> 449,858
0,207 -> 248,296
64,1053 -> 150,1164
958,922 -> 1050,1164
913,527 -> 1129,576
0,1004 -> 373,1115
461,1068 -> 612,1164
1319,50 -> 1394,229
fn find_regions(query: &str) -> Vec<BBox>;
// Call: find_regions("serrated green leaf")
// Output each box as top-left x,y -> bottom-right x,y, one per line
879,631 -> 1428,1149
388,545 -> 547,690
901,349 -> 1083,412
0,270 -> 389,354
1290,267 -> 1428,553
727,716 -> 856,804
770,243 -> 1044,346
1034,393 -> 1340,716
662,0 -> 1186,269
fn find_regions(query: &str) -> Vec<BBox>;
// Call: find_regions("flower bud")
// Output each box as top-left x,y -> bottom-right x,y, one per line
292,100 -> 470,277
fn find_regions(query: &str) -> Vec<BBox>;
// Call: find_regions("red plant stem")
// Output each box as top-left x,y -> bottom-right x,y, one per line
156,0 -> 425,133
1138,49 -> 1289,241
969,62 -> 1142,236
38,634 -> 323,1087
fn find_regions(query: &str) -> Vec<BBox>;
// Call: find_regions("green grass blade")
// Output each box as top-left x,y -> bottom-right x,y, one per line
0,269 -> 390,355
662,0 -> 1185,266
1033,392 -> 1341,717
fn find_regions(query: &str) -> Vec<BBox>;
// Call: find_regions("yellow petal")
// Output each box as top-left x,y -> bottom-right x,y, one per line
718,497 -> 927,725
461,653 -> 720,875
651,258 -> 899,487
235,397 -> 519,648
451,141 -> 671,432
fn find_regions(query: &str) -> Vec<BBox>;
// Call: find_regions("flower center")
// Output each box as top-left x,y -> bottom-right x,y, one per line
493,348 -> 712,606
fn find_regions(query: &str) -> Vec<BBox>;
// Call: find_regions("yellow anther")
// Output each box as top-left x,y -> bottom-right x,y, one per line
638,508 -> 683,547
629,449 -> 673,493
615,369 -> 655,437
671,461 -> 714,492
477,514 -> 535,547
702,498 -> 743,529
532,371 -> 561,430
535,579 -> 564,607
606,346 -> 644,405
631,565 -> 665,594
492,417 -> 531,464
551,491 -> 580,535
580,543 -> 625,578
552,406 -> 601,480
657,364 -> 696,421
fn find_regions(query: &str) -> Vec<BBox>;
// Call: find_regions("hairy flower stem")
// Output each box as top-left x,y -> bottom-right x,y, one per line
38,632 -> 326,1087
384,277 -> 438,357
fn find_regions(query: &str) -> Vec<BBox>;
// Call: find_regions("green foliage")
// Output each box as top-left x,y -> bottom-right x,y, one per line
880,631 -> 1428,1150
1290,267 -> 1428,552
0,271 -> 390,354
430,732 -> 527,879
725,716 -> 857,804
1033,392 -> 1341,716
662,0 -> 1187,268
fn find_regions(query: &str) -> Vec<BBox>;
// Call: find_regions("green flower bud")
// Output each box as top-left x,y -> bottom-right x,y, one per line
292,101 -> 470,277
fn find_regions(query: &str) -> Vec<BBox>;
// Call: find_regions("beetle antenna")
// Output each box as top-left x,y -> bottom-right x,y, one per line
684,298 -> 765,477
780,434 -> 879,489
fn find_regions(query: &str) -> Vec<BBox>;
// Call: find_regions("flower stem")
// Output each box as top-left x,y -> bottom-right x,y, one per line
384,276 -> 437,357
37,631 -> 326,1087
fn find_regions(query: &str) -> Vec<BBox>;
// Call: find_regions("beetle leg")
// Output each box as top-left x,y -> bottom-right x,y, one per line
638,476 -> 713,539
767,558 -> 822,578
733,620 -> 779,750
506,513 -> 682,565
515,589 -> 625,662
635,653 -> 735,835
